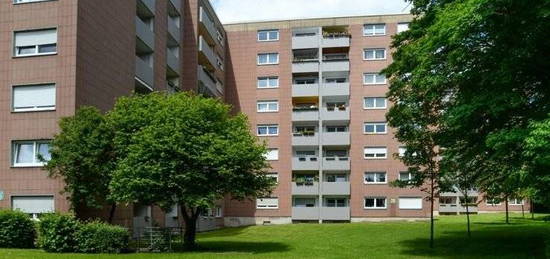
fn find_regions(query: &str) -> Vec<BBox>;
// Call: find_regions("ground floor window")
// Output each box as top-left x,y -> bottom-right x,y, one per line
364,197 -> 386,209
11,195 -> 54,220
399,197 -> 422,209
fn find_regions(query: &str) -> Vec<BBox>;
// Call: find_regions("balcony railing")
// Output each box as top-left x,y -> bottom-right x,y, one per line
292,156 -> 319,170
323,157 -> 350,171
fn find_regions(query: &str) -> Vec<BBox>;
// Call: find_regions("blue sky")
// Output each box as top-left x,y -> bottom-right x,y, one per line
210,0 -> 411,24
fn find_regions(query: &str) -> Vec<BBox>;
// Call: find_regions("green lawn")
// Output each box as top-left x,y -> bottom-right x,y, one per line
1,213 -> 549,259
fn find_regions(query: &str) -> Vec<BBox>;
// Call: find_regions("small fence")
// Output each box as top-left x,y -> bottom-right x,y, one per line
132,227 -> 184,252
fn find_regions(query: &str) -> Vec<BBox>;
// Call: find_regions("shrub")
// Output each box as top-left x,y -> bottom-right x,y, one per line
0,210 -> 36,248
75,221 -> 129,253
37,213 -> 80,252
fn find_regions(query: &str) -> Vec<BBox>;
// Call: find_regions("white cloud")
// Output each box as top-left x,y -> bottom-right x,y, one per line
210,0 -> 411,24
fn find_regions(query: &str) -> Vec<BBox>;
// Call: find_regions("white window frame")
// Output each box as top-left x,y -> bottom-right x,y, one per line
257,100 -> 279,113
266,172 -> 279,183
13,0 -> 54,5
257,76 -> 279,89
363,24 -> 386,36
256,198 -> 278,209
364,172 -> 387,184
257,124 -> 279,136
363,97 -> 387,109
364,122 -> 387,134
398,147 -> 406,157
509,198 -> 524,206
265,148 -> 279,161
397,22 -> 410,33
364,197 -> 387,209
12,84 -> 56,112
399,171 -> 414,181
399,197 -> 423,210
14,28 -> 58,57
486,197 -> 502,206
363,73 -> 387,85
364,147 -> 387,159
363,48 -> 386,61
12,140 -> 51,167
257,30 -> 279,42
215,206 -> 223,217
257,53 -> 279,65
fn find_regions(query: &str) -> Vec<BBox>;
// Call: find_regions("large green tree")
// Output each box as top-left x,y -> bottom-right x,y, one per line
107,92 -> 275,249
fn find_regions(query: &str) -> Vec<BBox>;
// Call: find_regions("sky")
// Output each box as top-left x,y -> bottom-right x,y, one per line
209,0 -> 411,24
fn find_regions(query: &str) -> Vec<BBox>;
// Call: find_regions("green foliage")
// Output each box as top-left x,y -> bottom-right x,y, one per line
44,107 -> 115,211
37,214 -> 80,253
0,210 -> 36,248
75,221 -> 129,253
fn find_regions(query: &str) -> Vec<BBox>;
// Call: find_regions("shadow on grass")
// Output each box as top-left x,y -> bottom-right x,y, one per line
197,226 -> 254,238
172,241 -> 290,254
397,225 -> 548,258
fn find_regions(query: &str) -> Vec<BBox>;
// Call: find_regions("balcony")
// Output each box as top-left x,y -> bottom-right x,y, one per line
292,84 -> 319,97
292,108 -> 319,122
292,182 -> 319,195
135,17 -> 155,50
292,61 -> 319,73
439,204 -> 478,214
321,207 -> 350,220
167,18 -> 181,43
323,157 -> 350,171
292,207 -> 319,220
292,157 -> 320,171
321,108 -> 350,121
322,132 -> 350,146
135,56 -> 154,89
322,182 -> 350,195
166,51 -> 179,74
292,34 -> 319,49
321,83 -> 349,96
199,36 -> 217,68
292,133 -> 319,146
322,60 -> 349,72
199,6 -> 218,44
197,66 -> 218,95
322,36 -> 350,48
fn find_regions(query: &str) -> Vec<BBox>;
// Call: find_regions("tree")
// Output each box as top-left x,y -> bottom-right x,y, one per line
107,92 -> 275,249
43,107 -> 117,222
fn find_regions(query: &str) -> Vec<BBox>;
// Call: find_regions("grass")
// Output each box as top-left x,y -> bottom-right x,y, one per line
1,213 -> 549,259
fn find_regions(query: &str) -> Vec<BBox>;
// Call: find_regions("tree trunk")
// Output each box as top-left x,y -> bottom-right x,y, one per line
505,197 -> 509,224
521,203 -> 525,218
108,203 -> 117,224
430,176 -> 435,249
464,193 -> 471,237
180,205 -> 199,250
531,200 -> 535,220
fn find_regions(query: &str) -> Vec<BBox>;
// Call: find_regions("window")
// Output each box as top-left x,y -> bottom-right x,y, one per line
266,172 -> 279,183
293,198 -> 316,207
258,30 -> 279,41
364,147 -> 387,159
398,147 -> 406,157
296,150 -> 317,161
326,174 -> 347,182
294,126 -> 315,136
363,48 -> 386,60
486,197 -> 502,206
11,196 -> 54,220
399,171 -> 415,181
364,97 -> 387,109
397,23 -> 410,33
326,102 -> 347,111
399,197 -> 423,209
12,140 -> 51,167
257,124 -> 279,136
257,198 -> 278,209
364,122 -> 387,134
215,206 -> 223,217
364,197 -> 386,209
294,78 -> 316,85
325,150 -> 348,158
325,198 -> 347,207
13,0 -> 52,4
12,84 -> 56,112
257,77 -> 279,88
326,126 -> 347,132
257,100 -> 279,112
265,148 -> 279,161
257,53 -> 279,65
363,24 -> 386,36
509,198 -> 524,205
364,172 -> 387,184
363,73 -> 386,85
325,77 -> 347,83
14,28 -> 57,57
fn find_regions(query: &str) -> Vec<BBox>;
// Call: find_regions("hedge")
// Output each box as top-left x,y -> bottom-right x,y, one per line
75,221 -> 129,253
37,213 -> 80,252
0,210 -> 36,248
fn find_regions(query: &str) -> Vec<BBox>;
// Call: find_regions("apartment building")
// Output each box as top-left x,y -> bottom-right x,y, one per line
221,14 -> 528,225
0,0 -> 226,232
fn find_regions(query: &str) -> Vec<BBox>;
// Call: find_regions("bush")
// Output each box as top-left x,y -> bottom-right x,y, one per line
37,213 -> 80,252
75,221 -> 129,253
0,210 -> 36,248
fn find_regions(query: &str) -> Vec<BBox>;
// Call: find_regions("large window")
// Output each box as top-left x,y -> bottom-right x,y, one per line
325,198 -> 347,207
14,28 -> 57,57
364,147 -> 387,159
364,197 -> 386,209
258,30 -> 279,41
257,124 -> 279,136
363,73 -> 386,85
293,198 -> 316,207
12,140 -> 51,167
397,23 -> 410,33
11,195 -> 54,220
256,198 -> 278,209
363,48 -> 386,60
509,198 -> 524,205
364,97 -> 387,109
265,148 -> 279,161
399,197 -> 423,209
399,171 -> 415,181
257,53 -> 279,65
364,172 -> 387,184
257,100 -> 279,112
364,122 -> 387,134
326,126 -> 347,133
363,24 -> 386,36
12,84 -> 56,112
257,77 -> 279,88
